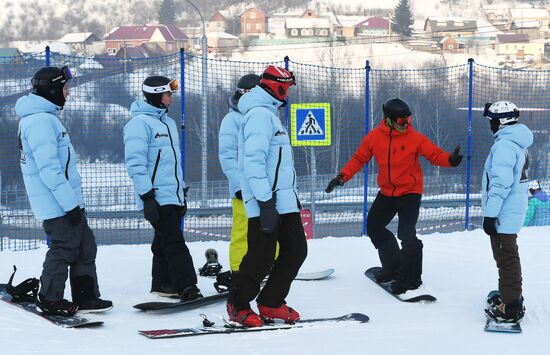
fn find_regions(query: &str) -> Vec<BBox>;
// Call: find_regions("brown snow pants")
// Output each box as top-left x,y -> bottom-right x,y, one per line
490,234 -> 522,304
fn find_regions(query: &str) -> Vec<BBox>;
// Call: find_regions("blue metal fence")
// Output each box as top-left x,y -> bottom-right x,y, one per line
0,48 -> 548,250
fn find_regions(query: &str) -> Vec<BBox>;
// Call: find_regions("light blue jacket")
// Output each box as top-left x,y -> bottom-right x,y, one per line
124,100 -> 185,210
237,86 -> 300,218
15,94 -> 83,221
218,96 -> 243,199
482,123 -> 533,234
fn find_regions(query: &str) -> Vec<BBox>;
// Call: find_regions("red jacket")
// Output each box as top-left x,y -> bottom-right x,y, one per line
340,121 -> 452,197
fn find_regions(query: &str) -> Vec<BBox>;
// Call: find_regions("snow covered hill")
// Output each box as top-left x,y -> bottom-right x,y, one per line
1,226 -> 549,354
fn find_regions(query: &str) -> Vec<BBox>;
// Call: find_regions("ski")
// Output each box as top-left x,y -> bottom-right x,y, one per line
133,291 -> 228,311
484,290 -> 522,333
138,312 -> 369,339
295,268 -> 335,281
0,284 -> 103,328
364,267 -> 436,303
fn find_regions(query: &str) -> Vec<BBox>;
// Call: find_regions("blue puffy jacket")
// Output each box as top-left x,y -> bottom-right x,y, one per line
482,123 -> 533,234
124,100 -> 185,210
15,94 -> 83,221
237,86 -> 300,218
218,96 -> 243,199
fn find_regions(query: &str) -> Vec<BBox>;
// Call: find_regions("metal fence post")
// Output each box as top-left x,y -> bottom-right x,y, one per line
363,61 -> 371,236
45,46 -> 50,66
180,48 -> 186,233
465,58 -> 474,230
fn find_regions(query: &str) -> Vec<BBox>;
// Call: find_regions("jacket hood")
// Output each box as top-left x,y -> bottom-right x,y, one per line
533,190 -> 549,202
237,86 -> 282,115
228,94 -> 240,112
15,93 -> 60,117
130,99 -> 167,119
494,123 -> 533,149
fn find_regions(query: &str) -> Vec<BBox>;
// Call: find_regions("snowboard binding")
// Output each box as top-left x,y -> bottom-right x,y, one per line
6,265 -> 39,303
198,248 -> 223,277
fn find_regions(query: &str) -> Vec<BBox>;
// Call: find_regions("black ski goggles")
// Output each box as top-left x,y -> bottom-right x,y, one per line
31,65 -> 73,87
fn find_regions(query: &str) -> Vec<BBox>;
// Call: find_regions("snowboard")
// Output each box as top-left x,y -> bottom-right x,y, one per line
295,268 -> 335,281
364,267 -> 437,303
0,284 -> 103,328
484,290 -> 522,333
133,291 -> 228,311
138,312 -> 369,339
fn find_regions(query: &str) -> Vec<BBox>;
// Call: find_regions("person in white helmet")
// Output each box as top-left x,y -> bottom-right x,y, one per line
481,101 -> 532,323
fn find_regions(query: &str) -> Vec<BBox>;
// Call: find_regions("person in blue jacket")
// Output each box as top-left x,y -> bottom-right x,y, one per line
523,180 -> 550,226
124,76 -> 202,301
226,65 -> 308,327
481,101 -> 532,323
16,66 -> 112,316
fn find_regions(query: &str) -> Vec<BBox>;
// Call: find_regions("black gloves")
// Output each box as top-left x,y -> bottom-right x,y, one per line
325,174 -> 345,193
66,206 -> 82,226
140,189 -> 160,224
448,145 -> 463,167
235,190 -> 243,200
257,196 -> 280,235
483,217 -> 498,236
181,186 -> 189,216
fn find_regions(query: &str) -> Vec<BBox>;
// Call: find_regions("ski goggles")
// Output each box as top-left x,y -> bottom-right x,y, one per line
32,65 -> 73,86
395,115 -> 411,126
142,79 -> 179,94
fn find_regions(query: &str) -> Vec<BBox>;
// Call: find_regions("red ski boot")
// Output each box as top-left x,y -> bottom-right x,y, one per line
258,303 -> 301,323
226,302 -> 264,328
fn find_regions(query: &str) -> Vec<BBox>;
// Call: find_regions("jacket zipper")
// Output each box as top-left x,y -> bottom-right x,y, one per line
151,149 -> 162,184
272,147 -> 283,191
160,118 -> 182,204
485,172 -> 490,205
65,147 -> 70,180
387,131 -> 396,196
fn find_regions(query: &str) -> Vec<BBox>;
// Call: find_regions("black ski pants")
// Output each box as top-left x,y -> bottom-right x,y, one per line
150,205 -> 197,292
490,234 -> 522,304
229,212 -> 308,309
366,192 -> 423,254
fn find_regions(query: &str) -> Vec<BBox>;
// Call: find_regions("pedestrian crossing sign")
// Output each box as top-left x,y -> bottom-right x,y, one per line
290,103 -> 331,146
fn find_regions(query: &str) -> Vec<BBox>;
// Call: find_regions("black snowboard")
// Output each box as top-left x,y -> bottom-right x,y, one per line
139,312 -> 370,339
364,267 -> 436,303
0,284 -> 103,328
133,291 -> 228,311
484,290 -> 522,333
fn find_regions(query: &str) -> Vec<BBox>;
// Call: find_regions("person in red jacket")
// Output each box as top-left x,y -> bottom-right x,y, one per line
325,98 -> 463,294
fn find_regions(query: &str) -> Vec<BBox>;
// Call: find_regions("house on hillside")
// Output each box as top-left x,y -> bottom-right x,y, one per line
333,16 -> 367,39
482,4 -> 510,30
496,34 -> 544,57
285,17 -> 331,38
439,36 -> 464,53
207,11 -> 229,33
59,32 -> 101,54
208,32 -> 239,54
0,48 -> 23,65
240,7 -> 268,38
355,17 -> 390,39
104,25 -> 189,55
509,8 -> 549,39
424,17 -> 477,38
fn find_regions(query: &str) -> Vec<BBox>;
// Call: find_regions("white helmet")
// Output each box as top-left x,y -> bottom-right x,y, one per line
483,101 -> 520,125
528,180 -> 541,190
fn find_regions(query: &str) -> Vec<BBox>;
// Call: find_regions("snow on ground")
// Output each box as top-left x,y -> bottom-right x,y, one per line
1,226 -> 549,355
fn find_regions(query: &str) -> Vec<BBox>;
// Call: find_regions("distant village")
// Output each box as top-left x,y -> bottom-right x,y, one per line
2,3 -> 550,68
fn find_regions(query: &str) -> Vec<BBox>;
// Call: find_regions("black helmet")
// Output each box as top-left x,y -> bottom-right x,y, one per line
32,66 -> 72,107
233,73 -> 260,104
382,98 -> 412,122
142,75 -> 178,108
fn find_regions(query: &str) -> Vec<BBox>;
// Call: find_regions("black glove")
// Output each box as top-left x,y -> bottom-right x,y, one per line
257,196 -> 280,235
448,145 -> 463,167
140,189 -> 160,224
325,174 -> 345,193
181,201 -> 187,217
235,190 -> 243,200
66,206 -> 82,226
483,217 -> 498,236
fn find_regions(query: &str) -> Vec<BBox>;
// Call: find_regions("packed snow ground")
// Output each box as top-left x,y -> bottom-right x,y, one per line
1,226 -> 549,355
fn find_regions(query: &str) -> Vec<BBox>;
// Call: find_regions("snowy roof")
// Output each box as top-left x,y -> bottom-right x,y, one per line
207,32 -> 238,40
424,17 -> 477,32
512,19 -> 542,29
510,8 -> 548,19
104,25 -> 188,42
335,15 -> 368,27
22,41 -> 72,54
59,32 -> 99,43
285,18 -> 331,29
356,17 -> 389,29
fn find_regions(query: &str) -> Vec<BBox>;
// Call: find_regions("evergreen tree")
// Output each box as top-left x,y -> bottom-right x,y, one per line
158,0 -> 176,24
391,0 -> 414,37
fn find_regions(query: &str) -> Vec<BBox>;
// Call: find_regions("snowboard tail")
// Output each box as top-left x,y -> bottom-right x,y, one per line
0,284 -> 103,328
133,291 -> 228,311
138,312 -> 369,339
364,267 -> 436,303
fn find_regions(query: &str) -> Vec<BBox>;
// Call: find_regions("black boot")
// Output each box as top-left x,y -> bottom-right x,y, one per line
71,275 -> 112,313
36,294 -> 78,317
390,248 -> 423,295
375,238 -> 401,283
180,284 -> 203,302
